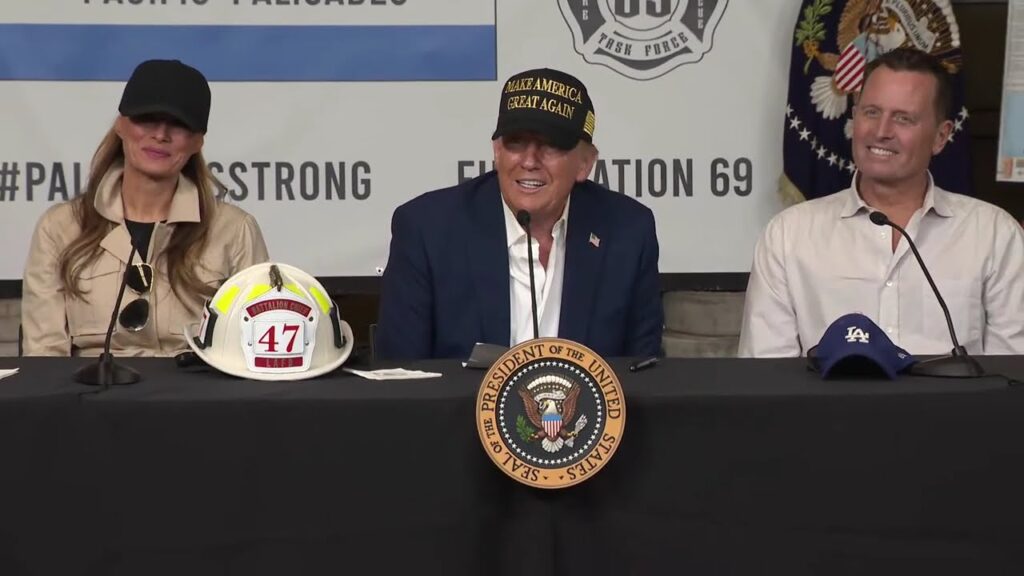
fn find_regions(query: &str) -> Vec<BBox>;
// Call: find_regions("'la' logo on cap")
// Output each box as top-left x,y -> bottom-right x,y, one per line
845,327 -> 869,344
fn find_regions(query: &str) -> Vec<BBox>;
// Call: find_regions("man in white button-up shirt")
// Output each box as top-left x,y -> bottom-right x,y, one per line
377,68 -> 663,360
740,48 -> 1024,357
504,194 -> 569,347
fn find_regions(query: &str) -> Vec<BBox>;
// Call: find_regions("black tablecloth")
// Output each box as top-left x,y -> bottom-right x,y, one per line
1,356 -> 1023,575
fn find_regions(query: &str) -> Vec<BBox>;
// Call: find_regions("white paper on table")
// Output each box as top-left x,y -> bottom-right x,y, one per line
342,367 -> 442,380
0,368 -> 19,381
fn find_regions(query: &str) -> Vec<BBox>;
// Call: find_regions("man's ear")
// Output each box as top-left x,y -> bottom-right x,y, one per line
576,143 -> 598,182
932,119 -> 953,156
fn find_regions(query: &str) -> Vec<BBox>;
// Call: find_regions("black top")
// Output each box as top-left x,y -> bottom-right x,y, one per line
124,219 -> 156,262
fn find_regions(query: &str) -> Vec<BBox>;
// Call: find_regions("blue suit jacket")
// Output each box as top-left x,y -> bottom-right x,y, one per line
375,172 -> 663,360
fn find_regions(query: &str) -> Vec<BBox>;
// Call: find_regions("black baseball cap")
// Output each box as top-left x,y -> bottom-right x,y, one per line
491,68 -> 596,150
118,59 -> 211,133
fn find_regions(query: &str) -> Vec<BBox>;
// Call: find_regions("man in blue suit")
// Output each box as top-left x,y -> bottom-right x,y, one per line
376,68 -> 663,360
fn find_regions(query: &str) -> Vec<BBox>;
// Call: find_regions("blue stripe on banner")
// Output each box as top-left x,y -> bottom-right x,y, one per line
0,24 -> 496,81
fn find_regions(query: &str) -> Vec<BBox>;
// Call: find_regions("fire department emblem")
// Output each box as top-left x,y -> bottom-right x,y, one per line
558,0 -> 729,80
476,338 -> 626,489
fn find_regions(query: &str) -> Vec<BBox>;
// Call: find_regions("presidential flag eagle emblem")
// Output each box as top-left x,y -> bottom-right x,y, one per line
782,0 -> 972,202
799,0 -> 961,120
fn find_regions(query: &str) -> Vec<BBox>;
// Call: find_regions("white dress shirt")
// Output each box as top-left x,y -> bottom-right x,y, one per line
739,174 -> 1024,357
504,199 -> 569,347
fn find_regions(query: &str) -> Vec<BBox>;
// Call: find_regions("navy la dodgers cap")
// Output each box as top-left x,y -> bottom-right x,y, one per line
807,313 -> 917,379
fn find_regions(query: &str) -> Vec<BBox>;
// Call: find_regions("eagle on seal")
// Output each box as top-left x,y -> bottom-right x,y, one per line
518,376 -> 589,453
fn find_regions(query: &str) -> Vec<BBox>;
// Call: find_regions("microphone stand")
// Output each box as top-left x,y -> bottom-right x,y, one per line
73,246 -> 142,389
869,211 -> 984,378
516,210 -> 540,340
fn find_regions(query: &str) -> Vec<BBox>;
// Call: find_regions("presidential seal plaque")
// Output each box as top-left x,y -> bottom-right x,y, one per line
476,338 -> 626,489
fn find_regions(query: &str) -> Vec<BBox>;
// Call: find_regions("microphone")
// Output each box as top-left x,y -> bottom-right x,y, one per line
73,245 -> 143,388
868,211 -> 983,377
516,209 -> 540,340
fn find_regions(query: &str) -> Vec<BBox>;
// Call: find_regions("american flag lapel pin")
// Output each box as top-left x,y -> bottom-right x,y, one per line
589,232 -> 601,248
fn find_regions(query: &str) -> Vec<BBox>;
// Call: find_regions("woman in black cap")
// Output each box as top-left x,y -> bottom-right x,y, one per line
21,59 -> 269,357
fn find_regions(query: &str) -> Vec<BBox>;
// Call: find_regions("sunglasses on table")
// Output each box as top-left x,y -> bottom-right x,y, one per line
119,263 -> 154,332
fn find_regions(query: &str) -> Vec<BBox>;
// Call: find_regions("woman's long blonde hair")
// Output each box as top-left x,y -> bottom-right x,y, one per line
59,124 -> 219,301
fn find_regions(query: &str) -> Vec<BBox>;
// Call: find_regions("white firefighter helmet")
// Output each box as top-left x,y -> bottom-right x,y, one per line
184,263 -> 353,380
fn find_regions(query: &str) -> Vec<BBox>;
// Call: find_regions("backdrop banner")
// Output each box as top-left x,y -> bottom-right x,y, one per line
0,0 -> 800,280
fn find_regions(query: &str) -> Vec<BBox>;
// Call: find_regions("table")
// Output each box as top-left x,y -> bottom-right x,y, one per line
1,356 -> 1023,575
